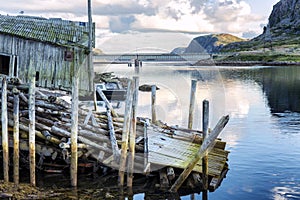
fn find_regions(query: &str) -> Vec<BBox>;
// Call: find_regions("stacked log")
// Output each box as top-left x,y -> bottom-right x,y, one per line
0,80 -> 145,172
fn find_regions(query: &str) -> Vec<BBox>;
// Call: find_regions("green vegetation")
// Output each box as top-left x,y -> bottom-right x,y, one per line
213,33 -> 245,46
221,53 -> 300,62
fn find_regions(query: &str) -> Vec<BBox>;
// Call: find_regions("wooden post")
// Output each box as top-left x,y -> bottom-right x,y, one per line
28,76 -> 36,186
118,79 -> 133,186
188,80 -> 197,129
151,85 -> 156,124
202,100 -> 209,190
87,0 -> 94,92
127,76 -> 139,187
170,115 -> 229,192
71,75 -> 79,187
13,87 -> 20,185
1,78 -> 9,183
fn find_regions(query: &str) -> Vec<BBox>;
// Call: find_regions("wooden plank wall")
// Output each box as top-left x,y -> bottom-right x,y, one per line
0,34 -> 91,94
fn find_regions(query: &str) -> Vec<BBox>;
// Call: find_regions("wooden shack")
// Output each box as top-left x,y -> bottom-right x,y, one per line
0,14 -> 94,95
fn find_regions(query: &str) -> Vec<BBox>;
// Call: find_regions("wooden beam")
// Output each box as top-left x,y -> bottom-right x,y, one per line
107,106 -> 120,162
96,87 -> 118,118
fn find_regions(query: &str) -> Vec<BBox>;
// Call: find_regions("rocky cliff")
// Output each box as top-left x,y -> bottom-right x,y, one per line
259,0 -> 300,41
268,0 -> 300,30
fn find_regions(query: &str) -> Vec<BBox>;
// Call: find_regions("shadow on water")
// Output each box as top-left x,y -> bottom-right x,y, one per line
0,165 -> 213,199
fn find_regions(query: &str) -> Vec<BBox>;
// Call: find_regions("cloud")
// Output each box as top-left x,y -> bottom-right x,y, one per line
1,0 -> 268,35
128,0 -> 266,35
109,15 -> 136,32
1,0 -> 274,51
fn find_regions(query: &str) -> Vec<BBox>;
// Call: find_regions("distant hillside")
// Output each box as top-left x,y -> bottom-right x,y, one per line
171,47 -> 186,54
172,33 -> 245,54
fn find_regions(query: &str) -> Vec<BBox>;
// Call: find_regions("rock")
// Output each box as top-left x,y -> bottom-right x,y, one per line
138,84 -> 160,92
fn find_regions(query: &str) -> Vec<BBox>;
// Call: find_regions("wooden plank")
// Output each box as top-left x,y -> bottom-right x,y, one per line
149,124 -> 229,176
170,115 -> 229,192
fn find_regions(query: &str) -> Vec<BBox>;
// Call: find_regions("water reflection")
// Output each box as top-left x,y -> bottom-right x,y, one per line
216,66 -> 300,113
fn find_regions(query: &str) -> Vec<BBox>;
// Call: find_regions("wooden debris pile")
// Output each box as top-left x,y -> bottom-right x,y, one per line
0,78 -> 230,193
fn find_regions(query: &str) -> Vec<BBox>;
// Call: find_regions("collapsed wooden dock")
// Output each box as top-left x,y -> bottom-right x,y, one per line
0,75 -> 230,195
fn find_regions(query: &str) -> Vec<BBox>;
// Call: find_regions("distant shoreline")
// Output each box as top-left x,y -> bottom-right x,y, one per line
194,60 -> 300,66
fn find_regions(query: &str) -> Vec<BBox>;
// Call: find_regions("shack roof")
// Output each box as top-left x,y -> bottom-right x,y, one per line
0,15 -> 94,49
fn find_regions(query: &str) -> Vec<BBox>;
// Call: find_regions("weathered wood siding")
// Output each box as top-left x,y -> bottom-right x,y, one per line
0,34 -> 91,94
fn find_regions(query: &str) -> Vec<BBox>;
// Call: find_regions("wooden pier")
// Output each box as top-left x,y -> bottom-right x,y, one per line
0,75 -> 230,197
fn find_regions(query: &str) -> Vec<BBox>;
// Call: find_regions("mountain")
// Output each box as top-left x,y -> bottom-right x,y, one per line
172,33 -> 245,54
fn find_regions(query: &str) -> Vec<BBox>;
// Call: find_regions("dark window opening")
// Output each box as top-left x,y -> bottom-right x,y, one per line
13,56 -> 17,77
35,71 -> 40,82
0,55 -> 10,75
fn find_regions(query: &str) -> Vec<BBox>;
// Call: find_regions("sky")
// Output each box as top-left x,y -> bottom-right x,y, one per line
0,0 -> 281,53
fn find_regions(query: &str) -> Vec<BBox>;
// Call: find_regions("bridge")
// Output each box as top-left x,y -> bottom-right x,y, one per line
94,53 -> 216,63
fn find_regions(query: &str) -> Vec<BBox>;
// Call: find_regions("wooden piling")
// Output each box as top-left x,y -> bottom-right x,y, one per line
28,76 -> 36,186
127,76 -> 139,187
151,85 -> 156,124
119,79 -> 133,186
1,78 -> 9,183
188,80 -> 197,129
170,115 -> 229,192
202,100 -> 209,190
13,87 -> 20,185
71,75 -> 79,187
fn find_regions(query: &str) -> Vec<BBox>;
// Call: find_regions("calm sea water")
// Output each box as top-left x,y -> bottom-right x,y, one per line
94,63 -> 300,200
